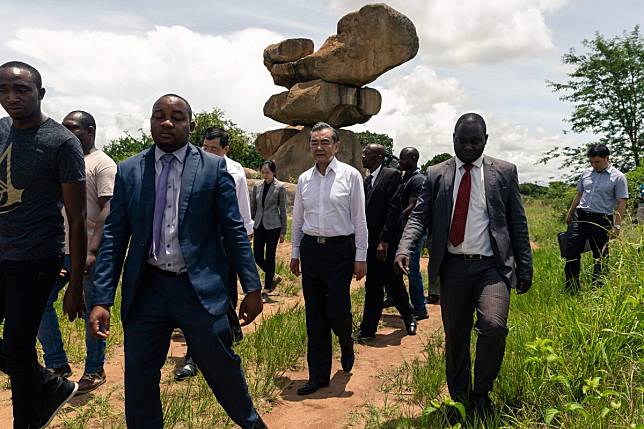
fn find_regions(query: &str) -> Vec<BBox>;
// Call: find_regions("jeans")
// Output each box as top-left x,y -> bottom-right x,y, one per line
408,234 -> 427,314
0,255 -> 63,428
37,255 -> 106,374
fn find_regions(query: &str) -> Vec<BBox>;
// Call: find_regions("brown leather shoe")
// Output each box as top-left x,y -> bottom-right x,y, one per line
76,370 -> 106,395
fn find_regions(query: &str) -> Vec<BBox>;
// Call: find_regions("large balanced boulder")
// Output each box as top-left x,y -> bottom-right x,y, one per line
254,127 -> 301,159
263,38 -> 314,71
267,127 -> 364,182
269,4 -> 419,88
263,79 -> 381,127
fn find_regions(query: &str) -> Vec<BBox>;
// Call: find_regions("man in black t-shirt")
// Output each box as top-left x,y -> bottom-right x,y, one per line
0,61 -> 87,428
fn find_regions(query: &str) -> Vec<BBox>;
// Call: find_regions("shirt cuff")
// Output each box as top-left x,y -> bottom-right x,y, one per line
355,249 -> 367,261
292,246 -> 300,259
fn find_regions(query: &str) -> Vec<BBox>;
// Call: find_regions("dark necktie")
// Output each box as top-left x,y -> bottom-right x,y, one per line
365,174 -> 374,198
449,164 -> 474,246
151,154 -> 175,259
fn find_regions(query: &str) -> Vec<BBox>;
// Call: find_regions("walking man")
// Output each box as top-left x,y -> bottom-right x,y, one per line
564,144 -> 628,291
37,110 -> 116,394
395,113 -> 533,418
355,144 -> 415,341
0,61 -> 87,428
290,122 -> 368,395
89,94 -> 266,428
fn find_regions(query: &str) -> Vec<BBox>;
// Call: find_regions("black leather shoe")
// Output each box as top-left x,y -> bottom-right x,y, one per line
297,380 -> 330,395
341,350 -> 355,373
413,311 -> 429,321
383,298 -> 395,308
352,330 -> 375,343
473,393 -> 493,420
175,357 -> 198,381
426,294 -> 440,304
40,377 -> 78,428
404,316 -> 417,335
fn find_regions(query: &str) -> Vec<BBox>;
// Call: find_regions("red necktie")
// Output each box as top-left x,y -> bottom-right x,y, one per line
449,164 -> 474,246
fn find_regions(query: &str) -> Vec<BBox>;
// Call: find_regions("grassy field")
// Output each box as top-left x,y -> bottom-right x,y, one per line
2,197 -> 642,428
357,199 -> 644,428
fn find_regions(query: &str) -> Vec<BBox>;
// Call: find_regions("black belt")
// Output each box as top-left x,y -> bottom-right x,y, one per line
145,264 -> 188,277
447,253 -> 494,261
303,234 -> 353,245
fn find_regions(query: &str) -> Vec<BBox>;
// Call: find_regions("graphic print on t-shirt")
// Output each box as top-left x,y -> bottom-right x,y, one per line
0,144 -> 24,214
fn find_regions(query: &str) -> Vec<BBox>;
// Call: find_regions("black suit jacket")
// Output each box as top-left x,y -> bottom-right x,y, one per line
365,166 -> 402,247
396,156 -> 532,288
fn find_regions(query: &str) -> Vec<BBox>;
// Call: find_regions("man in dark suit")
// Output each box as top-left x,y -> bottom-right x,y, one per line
89,94 -> 266,428
356,144 -> 415,341
395,113 -> 532,418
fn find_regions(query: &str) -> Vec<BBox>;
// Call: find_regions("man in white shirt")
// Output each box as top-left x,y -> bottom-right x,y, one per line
175,127 -> 254,381
290,122 -> 368,395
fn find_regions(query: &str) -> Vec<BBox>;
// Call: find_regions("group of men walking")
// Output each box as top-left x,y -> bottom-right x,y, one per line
0,59 -> 631,429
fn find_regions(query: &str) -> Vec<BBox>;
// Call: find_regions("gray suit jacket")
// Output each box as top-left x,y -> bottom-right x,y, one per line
251,179 -> 288,234
396,156 -> 532,288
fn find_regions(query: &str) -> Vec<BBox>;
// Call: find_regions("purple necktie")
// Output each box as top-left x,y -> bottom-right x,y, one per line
151,153 -> 175,259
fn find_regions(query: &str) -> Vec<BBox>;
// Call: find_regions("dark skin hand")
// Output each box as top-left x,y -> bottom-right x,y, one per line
376,241 -> 388,261
239,290 -> 263,326
62,181 -> 88,321
394,254 -> 410,275
516,278 -> 532,294
89,305 -> 110,339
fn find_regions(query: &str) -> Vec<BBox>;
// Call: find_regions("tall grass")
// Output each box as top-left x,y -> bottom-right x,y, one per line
360,200 -> 644,428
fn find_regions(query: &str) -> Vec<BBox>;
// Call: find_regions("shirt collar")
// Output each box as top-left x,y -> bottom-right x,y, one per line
315,156 -> 338,176
155,144 -> 188,164
455,154 -> 484,170
369,163 -> 382,178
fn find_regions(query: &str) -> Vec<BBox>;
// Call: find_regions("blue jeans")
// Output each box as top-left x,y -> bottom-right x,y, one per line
409,234 -> 427,314
37,255 -> 106,374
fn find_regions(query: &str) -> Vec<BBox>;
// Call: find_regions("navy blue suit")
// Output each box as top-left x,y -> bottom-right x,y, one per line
93,144 -> 262,428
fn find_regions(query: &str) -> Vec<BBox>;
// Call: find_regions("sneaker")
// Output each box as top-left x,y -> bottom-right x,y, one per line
261,292 -> 269,303
39,377 -> 78,428
174,357 -> 198,381
76,370 -> 106,395
48,364 -> 72,379
272,274 -> 283,290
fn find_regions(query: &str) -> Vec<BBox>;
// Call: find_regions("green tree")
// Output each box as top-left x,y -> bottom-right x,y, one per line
542,26 -> 644,172
102,108 -> 263,169
421,152 -> 452,172
357,131 -> 394,155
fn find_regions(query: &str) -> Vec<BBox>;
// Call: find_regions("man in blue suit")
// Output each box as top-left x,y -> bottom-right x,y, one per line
89,94 -> 266,428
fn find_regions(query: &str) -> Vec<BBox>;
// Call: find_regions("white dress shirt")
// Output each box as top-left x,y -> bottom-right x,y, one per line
291,157 -> 368,261
368,163 -> 382,183
224,155 -> 254,235
447,155 -> 493,256
147,145 -> 188,272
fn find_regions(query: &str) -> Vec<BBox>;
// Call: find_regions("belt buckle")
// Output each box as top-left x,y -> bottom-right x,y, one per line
317,237 -> 327,244
464,254 -> 481,261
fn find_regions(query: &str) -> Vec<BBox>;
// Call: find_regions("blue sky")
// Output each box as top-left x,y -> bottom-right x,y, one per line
1,0 -> 642,182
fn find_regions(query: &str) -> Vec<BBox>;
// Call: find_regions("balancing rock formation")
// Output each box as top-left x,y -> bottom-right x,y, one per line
255,3 -> 419,180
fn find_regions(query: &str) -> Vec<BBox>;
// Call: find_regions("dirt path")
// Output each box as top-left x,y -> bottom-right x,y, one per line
0,243 -> 441,429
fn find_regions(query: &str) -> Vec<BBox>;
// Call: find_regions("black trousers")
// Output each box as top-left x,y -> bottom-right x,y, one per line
0,255 -> 63,428
439,254 -> 510,401
300,235 -> 354,384
565,209 -> 613,290
360,243 -> 413,336
253,224 -> 281,291
125,267 -> 261,429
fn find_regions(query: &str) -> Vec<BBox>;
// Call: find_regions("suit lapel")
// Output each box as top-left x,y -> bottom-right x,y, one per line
366,165 -> 386,207
443,158 -> 456,219
483,156 -> 496,213
178,144 -> 199,227
141,147 -> 156,244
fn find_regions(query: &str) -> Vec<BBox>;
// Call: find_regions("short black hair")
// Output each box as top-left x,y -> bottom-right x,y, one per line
260,159 -> 277,174
66,110 -> 96,130
400,147 -> 419,162
454,112 -> 487,135
587,144 -> 609,158
156,93 -> 192,120
0,61 -> 42,89
311,122 -> 339,142
202,127 -> 229,147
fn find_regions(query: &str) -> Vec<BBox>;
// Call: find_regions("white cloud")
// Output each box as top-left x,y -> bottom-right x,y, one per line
330,0 -> 569,65
3,25 -> 285,146
351,65 -> 569,183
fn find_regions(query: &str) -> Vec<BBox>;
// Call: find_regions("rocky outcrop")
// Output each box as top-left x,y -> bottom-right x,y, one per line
268,4 -> 419,88
255,3 -> 418,180
263,80 -> 381,128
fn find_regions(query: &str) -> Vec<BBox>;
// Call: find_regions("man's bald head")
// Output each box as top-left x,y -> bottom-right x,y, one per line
361,144 -> 386,171
398,147 -> 420,172
454,112 -> 486,135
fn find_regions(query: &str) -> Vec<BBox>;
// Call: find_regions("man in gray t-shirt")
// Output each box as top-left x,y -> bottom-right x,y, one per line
0,61 -> 87,428
564,144 -> 628,292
